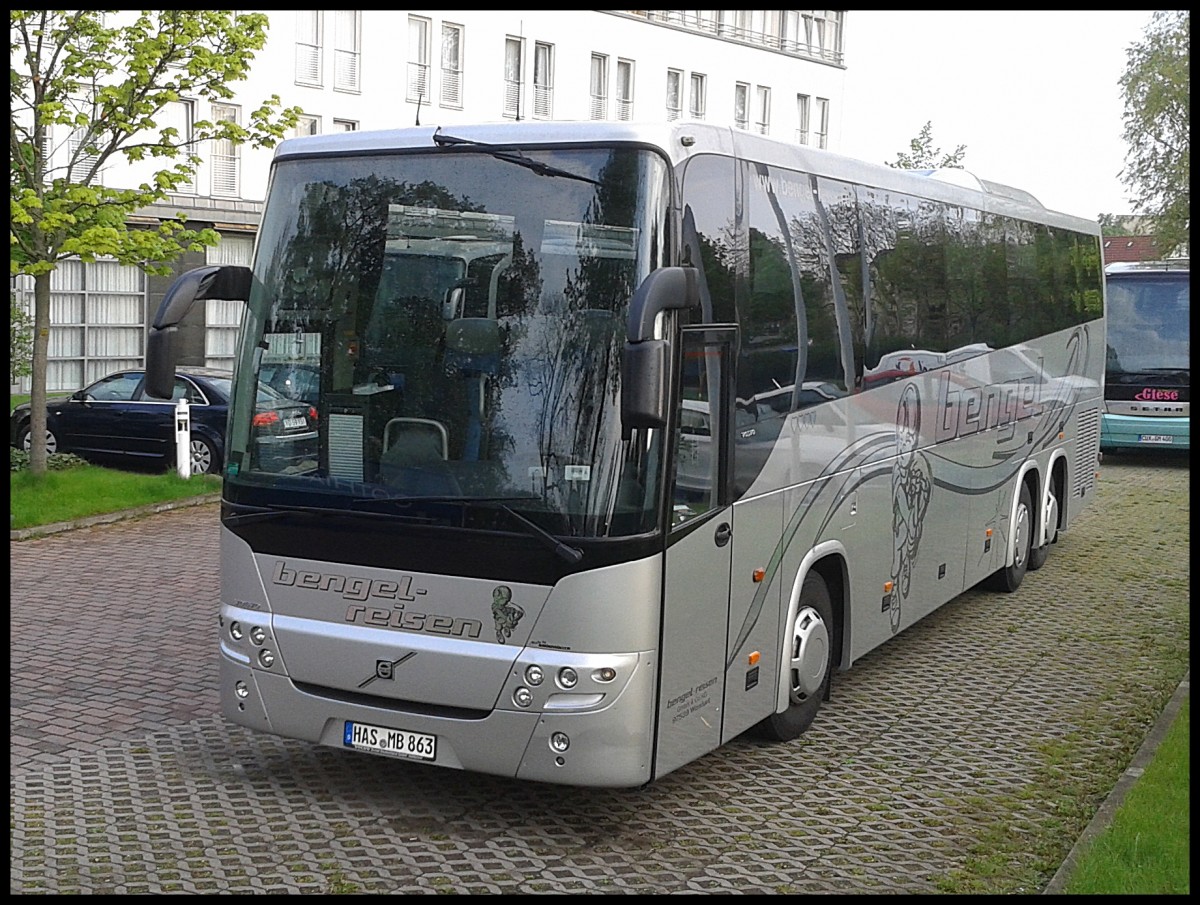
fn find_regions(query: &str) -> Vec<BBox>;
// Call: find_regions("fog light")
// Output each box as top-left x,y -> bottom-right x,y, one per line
557,667 -> 578,689
234,680 -> 249,699
250,626 -> 266,646
549,732 -> 570,753
513,686 -> 533,707
524,665 -> 544,686
229,621 -> 244,641
258,649 -> 275,668
592,667 -> 617,683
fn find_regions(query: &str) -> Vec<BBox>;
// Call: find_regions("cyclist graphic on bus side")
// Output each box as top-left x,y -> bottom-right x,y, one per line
890,383 -> 932,634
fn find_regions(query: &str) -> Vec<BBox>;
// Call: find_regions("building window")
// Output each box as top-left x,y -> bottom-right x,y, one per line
295,11 -> 323,87
293,115 -> 320,138
503,37 -> 524,119
205,235 -> 255,371
666,69 -> 683,121
533,42 -> 554,119
734,82 -> 749,130
67,127 -> 101,184
803,11 -> 843,61
333,118 -> 358,131
755,85 -> 770,135
590,54 -> 609,120
689,72 -> 706,119
616,59 -> 634,121
333,10 -> 360,93
407,16 -> 431,105
796,93 -> 810,145
441,23 -> 464,109
210,103 -> 240,197
815,97 -> 830,149
160,100 -> 196,193
12,259 -> 147,392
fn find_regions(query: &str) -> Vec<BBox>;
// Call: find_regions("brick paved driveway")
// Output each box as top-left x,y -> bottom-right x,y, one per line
10,452 -> 1189,893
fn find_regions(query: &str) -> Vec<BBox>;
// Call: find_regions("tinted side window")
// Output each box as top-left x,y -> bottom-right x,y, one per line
86,372 -> 143,401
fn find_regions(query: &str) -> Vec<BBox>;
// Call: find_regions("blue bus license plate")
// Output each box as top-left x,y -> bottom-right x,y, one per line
1138,434 -> 1173,444
344,721 -> 436,760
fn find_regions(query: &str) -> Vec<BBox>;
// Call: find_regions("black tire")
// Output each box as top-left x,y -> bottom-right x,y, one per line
1028,474 -> 1060,572
986,481 -> 1033,592
188,434 -> 221,476
755,570 -> 835,742
18,423 -> 58,455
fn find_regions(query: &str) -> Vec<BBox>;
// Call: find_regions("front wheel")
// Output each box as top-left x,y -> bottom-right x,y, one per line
18,423 -> 58,455
755,570 -> 835,742
986,482 -> 1033,592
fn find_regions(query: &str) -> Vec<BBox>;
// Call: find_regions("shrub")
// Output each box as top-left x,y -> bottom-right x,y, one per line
9,448 -> 88,472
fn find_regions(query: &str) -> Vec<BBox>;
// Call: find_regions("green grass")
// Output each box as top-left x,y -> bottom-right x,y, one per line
1061,697 -> 1190,894
10,464 -> 220,530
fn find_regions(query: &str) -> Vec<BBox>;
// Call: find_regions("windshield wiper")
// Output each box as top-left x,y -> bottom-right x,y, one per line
225,501 -> 422,526
430,129 -> 602,186
499,505 -> 584,565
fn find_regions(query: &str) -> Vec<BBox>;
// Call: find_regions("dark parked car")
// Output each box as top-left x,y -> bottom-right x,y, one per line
257,360 -> 320,405
10,368 -> 318,476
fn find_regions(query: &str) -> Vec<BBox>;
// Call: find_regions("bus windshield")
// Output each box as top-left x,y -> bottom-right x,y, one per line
225,146 -> 670,538
1104,272 -> 1190,380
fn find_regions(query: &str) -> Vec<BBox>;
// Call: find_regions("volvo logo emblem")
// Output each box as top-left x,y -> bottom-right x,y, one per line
358,651 -> 417,688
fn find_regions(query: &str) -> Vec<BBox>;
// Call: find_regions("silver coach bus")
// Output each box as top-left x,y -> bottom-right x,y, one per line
146,121 -> 1105,787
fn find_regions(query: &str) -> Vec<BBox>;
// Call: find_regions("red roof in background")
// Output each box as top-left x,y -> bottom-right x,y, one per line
1102,235 -> 1162,264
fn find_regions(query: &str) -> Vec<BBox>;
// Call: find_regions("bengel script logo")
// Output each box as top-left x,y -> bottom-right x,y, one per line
270,561 -> 484,640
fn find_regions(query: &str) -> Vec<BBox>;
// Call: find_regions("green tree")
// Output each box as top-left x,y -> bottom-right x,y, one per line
10,10 -> 301,474
886,120 -> 967,169
1119,10 -> 1189,257
10,292 -> 33,384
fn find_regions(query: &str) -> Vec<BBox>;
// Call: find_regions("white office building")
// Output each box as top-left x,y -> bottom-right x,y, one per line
13,10 -> 848,392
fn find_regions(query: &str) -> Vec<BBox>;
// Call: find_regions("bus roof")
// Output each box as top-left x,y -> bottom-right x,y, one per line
272,119 -> 1099,234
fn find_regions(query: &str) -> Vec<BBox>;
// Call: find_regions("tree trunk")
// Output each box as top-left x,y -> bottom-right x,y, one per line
29,271 -> 52,476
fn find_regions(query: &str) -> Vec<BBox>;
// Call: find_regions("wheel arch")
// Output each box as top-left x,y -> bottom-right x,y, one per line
774,541 -> 848,715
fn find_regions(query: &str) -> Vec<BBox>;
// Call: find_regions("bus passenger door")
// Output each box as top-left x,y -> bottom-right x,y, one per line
655,329 -> 736,779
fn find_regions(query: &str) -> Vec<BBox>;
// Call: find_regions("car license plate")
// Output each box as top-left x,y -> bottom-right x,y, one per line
1138,434 -> 1173,445
343,721 -> 436,761
283,416 -> 307,430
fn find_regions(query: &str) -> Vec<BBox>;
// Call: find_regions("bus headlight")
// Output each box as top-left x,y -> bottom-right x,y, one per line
524,665 -> 544,686
557,667 -> 578,689
250,626 -> 266,646
549,732 -> 570,753
513,686 -> 533,708
258,649 -> 275,668
229,621 -> 244,641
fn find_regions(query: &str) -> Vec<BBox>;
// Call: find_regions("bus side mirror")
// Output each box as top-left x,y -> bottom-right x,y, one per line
621,340 -> 669,429
621,267 -> 699,431
145,265 -> 252,399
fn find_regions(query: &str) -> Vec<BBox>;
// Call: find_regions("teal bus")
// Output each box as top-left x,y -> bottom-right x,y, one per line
1101,259 -> 1189,451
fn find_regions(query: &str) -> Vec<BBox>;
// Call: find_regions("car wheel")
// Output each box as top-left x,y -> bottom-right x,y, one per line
18,424 -> 58,455
986,482 -> 1033,592
188,435 -> 220,476
755,569 -> 835,742
1028,474 -> 1060,572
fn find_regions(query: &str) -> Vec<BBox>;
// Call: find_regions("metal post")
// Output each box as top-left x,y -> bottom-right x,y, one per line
175,398 -> 191,479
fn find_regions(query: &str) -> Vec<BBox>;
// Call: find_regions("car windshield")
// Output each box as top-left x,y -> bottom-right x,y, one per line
223,146 -> 670,539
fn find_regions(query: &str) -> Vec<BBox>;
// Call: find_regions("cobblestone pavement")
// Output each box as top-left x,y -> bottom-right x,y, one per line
10,451 -> 1189,894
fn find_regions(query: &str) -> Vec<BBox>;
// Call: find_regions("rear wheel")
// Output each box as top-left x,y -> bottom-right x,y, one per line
986,482 -> 1033,592
755,570 -> 835,742
1028,475 -> 1060,572
188,435 -> 220,475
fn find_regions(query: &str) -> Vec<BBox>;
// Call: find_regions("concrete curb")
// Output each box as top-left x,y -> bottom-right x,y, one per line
9,493 -> 221,541
1041,670 -> 1191,894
